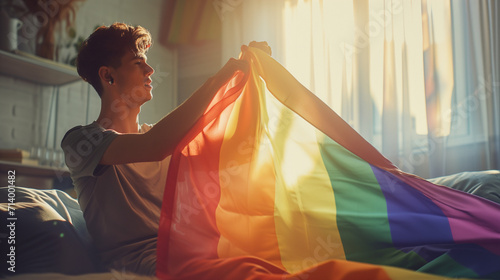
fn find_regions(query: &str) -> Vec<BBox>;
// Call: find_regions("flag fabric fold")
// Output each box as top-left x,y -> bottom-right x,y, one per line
156,47 -> 500,280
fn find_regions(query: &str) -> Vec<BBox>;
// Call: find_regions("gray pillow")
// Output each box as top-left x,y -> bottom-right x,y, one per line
428,170 -> 500,204
0,186 -> 100,275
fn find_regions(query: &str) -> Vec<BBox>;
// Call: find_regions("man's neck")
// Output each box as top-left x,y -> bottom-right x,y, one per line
96,102 -> 141,134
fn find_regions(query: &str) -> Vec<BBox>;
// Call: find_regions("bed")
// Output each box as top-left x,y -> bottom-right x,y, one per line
0,170 -> 498,279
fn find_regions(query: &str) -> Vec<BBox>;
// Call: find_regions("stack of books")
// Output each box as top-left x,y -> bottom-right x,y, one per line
0,149 -> 38,166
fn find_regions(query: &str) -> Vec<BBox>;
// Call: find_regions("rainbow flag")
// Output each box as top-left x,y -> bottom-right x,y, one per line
156,47 -> 500,280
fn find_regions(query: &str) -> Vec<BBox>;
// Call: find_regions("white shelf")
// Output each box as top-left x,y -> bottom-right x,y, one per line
0,49 -> 81,86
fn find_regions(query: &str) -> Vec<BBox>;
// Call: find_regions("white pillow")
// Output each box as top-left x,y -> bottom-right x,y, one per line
0,187 -> 100,275
428,170 -> 500,204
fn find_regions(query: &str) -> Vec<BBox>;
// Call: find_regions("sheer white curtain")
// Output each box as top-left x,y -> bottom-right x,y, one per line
221,0 -> 499,178
447,0 -> 500,175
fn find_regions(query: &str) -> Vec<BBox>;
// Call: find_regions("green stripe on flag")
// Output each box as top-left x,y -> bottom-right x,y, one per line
317,132 -> 426,268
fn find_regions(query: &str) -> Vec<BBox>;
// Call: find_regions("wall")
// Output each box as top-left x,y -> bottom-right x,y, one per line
177,40 -> 222,103
0,0 -> 177,156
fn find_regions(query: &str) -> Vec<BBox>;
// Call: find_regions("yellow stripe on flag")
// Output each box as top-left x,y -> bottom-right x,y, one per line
264,87 -> 346,272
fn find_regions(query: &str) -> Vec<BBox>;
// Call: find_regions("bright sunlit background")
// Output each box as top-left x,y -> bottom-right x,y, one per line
216,0 -> 499,178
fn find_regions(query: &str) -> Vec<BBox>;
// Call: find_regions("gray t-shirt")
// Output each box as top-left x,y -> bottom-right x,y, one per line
61,122 -> 170,275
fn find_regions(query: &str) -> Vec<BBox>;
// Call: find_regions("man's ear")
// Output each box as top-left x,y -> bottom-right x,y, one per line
98,66 -> 114,85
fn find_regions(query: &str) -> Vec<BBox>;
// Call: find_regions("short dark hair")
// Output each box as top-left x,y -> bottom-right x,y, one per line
76,23 -> 152,96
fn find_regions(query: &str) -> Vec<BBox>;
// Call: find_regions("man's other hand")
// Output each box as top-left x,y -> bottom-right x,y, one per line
242,41 -> 272,56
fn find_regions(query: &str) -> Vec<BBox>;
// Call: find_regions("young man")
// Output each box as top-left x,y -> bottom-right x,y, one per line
61,23 -> 264,275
